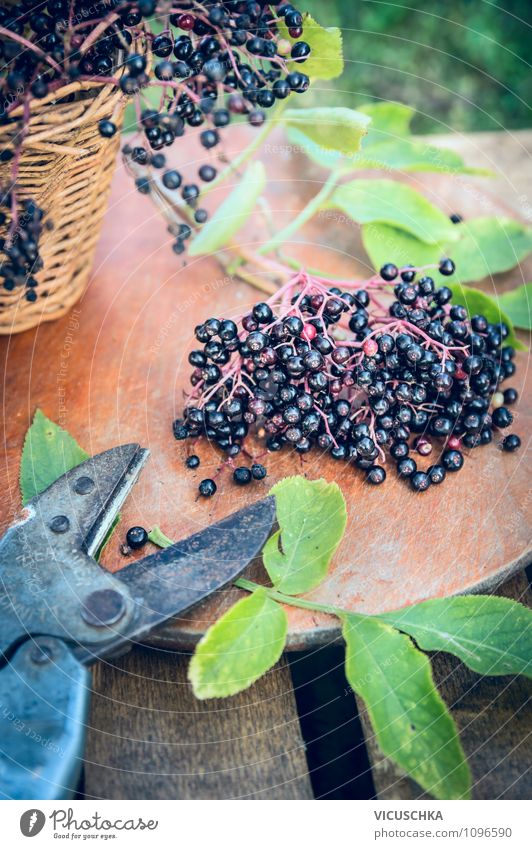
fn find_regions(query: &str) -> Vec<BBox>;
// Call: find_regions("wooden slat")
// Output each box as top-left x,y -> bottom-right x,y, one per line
84,650 -> 313,800
357,574 -> 532,800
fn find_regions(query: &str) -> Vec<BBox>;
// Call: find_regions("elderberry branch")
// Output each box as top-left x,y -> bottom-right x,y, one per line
200,98 -> 291,197
258,167 -> 344,255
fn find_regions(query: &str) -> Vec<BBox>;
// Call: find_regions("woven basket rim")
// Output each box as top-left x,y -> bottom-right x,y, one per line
1,78 -> 119,124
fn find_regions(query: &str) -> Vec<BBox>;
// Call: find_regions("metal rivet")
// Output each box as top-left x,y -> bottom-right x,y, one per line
81,589 -> 126,627
30,644 -> 53,664
50,515 -> 70,533
74,476 -> 94,495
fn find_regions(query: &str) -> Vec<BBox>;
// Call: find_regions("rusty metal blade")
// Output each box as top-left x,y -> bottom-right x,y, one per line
0,445 -> 150,659
111,496 -> 276,645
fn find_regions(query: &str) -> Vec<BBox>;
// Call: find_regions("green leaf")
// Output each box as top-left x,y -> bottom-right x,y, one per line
380,596 -> 532,678
449,218 -> 532,285
362,221 -> 443,270
277,13 -> 343,81
362,216 -> 532,289
362,224 -> 526,350
20,409 -> 89,505
287,100 -> 488,177
357,138 -> 491,176
95,513 -> 120,562
330,179 -> 458,245
286,125 -> 346,171
188,161 -> 266,257
354,104 -> 489,175
263,476 -> 346,595
283,107 -> 370,159
342,615 -> 471,800
148,525 -> 174,548
446,282 -> 525,350
498,283 -> 532,331
357,102 -> 415,137
188,588 -> 288,699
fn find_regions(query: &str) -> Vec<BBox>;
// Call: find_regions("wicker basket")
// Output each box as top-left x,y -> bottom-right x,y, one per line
0,78 -> 127,334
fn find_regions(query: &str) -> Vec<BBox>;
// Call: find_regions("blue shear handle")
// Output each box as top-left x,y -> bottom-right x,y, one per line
0,637 -> 90,800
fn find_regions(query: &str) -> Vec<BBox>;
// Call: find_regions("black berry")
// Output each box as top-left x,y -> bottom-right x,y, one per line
126,526 -> 149,550
199,479 -> 217,497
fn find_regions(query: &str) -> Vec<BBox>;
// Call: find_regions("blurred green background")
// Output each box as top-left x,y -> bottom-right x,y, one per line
304,0 -> 531,134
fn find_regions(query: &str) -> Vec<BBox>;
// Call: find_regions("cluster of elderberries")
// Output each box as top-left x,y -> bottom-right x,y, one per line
173,261 -> 521,496
0,195 -> 48,301
120,2 -> 310,250
0,2 -> 309,292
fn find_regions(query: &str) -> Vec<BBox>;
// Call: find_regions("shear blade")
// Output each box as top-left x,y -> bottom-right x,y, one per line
114,496 -> 276,638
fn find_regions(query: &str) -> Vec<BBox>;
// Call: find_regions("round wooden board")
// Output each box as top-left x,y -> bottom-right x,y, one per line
0,127 -> 530,650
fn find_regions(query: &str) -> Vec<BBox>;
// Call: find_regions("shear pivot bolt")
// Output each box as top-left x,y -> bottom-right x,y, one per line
81,589 -> 126,627
30,644 -> 54,664
50,515 -> 70,533
74,476 -> 94,495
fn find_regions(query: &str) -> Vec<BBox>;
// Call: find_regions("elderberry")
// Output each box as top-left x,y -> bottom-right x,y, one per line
198,478 -> 216,497
126,526 -> 149,549
501,434 -> 521,452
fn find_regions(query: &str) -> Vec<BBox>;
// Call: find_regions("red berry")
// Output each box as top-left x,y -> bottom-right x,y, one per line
448,436 -> 461,449
363,338 -> 378,357
415,438 -> 432,456
178,14 -> 195,30
289,26 -> 303,38
302,323 -> 316,341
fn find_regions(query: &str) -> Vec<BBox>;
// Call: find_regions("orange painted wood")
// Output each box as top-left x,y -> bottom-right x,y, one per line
0,127 -> 530,651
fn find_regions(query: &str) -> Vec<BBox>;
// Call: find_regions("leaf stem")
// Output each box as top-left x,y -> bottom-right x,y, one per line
234,577 -> 357,619
258,168 -> 343,255
147,531 -> 357,618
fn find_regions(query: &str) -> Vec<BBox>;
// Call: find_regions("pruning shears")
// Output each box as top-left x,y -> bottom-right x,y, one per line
0,444 -> 275,800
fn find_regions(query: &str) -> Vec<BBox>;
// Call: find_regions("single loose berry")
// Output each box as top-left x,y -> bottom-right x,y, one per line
492,406 -> 513,429
501,434 -> 521,452
199,479 -> 216,497
503,388 -> 518,405
186,454 -> 200,469
126,526 -> 148,550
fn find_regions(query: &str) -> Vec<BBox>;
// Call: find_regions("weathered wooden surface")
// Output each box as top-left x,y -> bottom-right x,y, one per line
357,573 -> 532,800
0,128 -> 530,651
84,650 -> 312,800
0,128 -> 530,800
